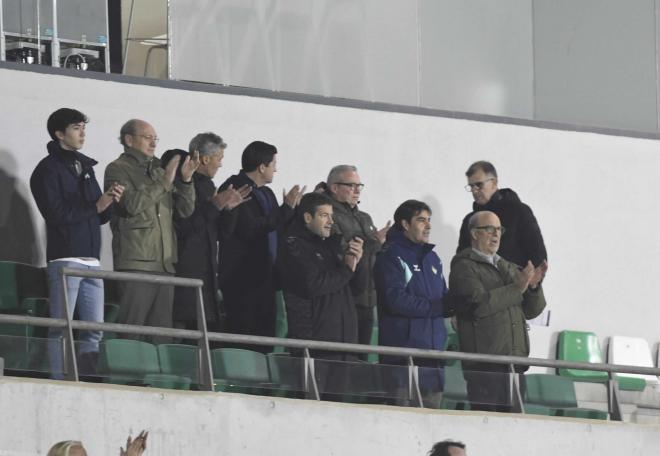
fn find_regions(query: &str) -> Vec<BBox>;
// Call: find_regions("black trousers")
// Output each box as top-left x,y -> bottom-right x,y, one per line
464,364 -> 526,413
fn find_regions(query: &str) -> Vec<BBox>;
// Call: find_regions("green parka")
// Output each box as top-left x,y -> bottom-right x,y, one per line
104,148 -> 195,273
448,248 -> 546,371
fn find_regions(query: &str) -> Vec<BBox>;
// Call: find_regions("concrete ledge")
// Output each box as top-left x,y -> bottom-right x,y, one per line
1,376 -> 660,456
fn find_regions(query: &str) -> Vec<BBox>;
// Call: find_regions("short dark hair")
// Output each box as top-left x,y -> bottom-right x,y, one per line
160,149 -> 188,175
298,193 -> 334,222
393,200 -> 431,229
465,160 -> 497,178
242,141 -> 277,172
47,108 -> 88,141
428,440 -> 466,456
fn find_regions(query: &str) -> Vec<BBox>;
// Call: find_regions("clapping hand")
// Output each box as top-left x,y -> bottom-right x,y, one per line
529,260 -> 548,289
344,237 -> 364,272
119,430 -> 148,456
180,150 -> 200,183
375,220 -> 392,245
213,184 -> 252,210
283,185 -> 306,208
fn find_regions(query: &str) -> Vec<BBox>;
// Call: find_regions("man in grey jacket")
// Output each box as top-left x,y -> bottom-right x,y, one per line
448,210 -> 547,412
104,119 -> 198,341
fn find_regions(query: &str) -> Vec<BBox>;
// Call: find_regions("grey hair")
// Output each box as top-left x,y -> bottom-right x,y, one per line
327,165 -> 358,185
188,132 -> 227,156
119,119 -> 141,147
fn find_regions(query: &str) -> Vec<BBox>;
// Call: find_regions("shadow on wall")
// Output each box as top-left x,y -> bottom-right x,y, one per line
0,150 -> 40,265
421,194 -> 458,267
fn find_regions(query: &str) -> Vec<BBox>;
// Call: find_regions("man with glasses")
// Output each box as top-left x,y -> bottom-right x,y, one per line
448,210 -> 547,412
457,161 -> 547,269
323,165 -> 390,349
104,119 -> 198,341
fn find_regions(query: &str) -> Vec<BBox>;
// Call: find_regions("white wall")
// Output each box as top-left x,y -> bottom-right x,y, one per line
0,66 -> 659,354
1,377 -> 659,456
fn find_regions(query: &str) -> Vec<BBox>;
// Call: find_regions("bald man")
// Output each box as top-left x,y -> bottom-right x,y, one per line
448,211 -> 547,412
104,119 -> 197,341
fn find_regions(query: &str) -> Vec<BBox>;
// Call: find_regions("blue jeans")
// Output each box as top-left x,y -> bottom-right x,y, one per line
47,261 -> 103,379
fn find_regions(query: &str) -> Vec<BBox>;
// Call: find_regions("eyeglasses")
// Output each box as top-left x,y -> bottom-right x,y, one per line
336,182 -> 365,191
132,134 -> 160,143
465,177 -> 495,192
474,225 -> 505,235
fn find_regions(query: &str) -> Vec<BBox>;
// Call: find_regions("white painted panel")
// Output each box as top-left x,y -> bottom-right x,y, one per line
0,67 -> 660,354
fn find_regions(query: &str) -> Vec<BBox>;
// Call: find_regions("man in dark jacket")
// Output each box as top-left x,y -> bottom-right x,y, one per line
278,192 -> 366,349
172,133 -> 250,334
457,161 -> 547,268
30,108 -> 124,378
323,165 -> 390,349
218,141 -> 304,348
374,200 -> 449,405
448,210 -> 547,412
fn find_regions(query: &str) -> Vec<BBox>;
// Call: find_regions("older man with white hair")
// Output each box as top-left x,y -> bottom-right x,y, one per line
448,210 -> 547,412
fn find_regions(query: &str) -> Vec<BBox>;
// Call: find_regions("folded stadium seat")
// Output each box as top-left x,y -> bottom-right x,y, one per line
440,361 -> 470,410
0,261 -> 19,310
367,306 -> 379,364
0,262 -> 48,371
99,339 -> 191,390
524,373 -> 607,419
557,330 -> 609,383
212,348 -> 274,395
102,303 -> 120,340
607,336 -> 658,391
272,291 -> 288,354
157,344 -> 199,388
267,352 -> 304,398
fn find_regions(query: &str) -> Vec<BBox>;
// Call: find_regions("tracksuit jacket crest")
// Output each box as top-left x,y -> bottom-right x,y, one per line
374,228 -> 449,353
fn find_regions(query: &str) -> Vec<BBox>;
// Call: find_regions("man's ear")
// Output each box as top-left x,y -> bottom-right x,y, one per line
54,130 -> 65,142
401,219 -> 410,233
303,212 -> 313,225
200,154 -> 210,166
123,134 -> 133,148
258,163 -> 266,174
470,228 -> 478,240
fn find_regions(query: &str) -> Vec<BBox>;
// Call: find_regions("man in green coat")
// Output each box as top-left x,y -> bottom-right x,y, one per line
104,119 -> 197,341
448,210 -> 547,412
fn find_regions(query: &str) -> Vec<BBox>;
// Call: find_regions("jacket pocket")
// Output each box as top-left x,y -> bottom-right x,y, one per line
118,219 -> 158,261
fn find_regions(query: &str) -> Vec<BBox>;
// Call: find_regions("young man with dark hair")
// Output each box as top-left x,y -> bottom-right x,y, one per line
277,192 -> 366,349
31,108 -> 124,379
218,141 -> 304,346
428,440 -> 467,456
374,199 -> 450,406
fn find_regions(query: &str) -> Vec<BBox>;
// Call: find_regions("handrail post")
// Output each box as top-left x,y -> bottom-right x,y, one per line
304,348 -> 320,400
510,364 -> 525,414
408,356 -> 424,408
607,371 -> 623,421
59,269 -> 78,382
195,285 -> 214,391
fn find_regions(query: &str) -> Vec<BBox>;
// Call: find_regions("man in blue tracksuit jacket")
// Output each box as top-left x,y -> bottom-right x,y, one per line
374,199 -> 451,404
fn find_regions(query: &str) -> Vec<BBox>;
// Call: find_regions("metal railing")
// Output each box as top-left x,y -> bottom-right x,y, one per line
2,267 -> 660,420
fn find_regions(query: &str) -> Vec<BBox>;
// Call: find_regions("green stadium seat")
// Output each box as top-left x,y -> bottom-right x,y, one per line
273,291 -> 288,354
0,261 -> 19,310
212,348 -> 272,393
367,306 -> 379,363
99,339 -> 190,389
524,373 -> 608,420
440,361 -> 470,410
157,344 -> 199,383
557,330 -> 609,383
